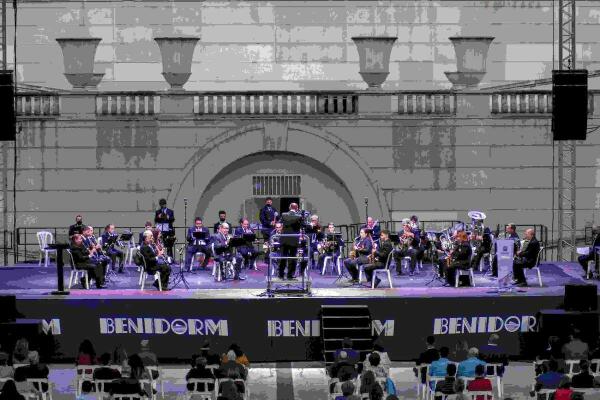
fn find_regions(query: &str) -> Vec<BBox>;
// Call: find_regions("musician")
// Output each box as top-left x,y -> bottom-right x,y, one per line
278,203 -> 308,280
394,221 -> 419,276
578,225 -> 600,277
154,199 -> 175,257
363,229 -> 393,288
444,231 -> 472,286
234,219 -> 258,270
139,221 -> 153,246
344,228 -> 373,282
212,223 -> 244,280
317,223 -> 344,271
69,234 -> 107,289
139,231 -> 171,290
512,228 -> 541,287
213,210 -> 230,234
68,215 -> 84,238
185,217 -> 211,270
307,215 -> 324,269
491,223 -> 520,277
260,197 -> 279,243
416,233 -> 431,264
81,226 -> 111,266
361,217 -> 380,242
471,227 -> 492,270
101,224 -> 124,273
409,215 -> 421,238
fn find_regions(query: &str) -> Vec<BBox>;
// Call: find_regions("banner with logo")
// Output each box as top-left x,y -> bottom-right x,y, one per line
15,295 -> 568,361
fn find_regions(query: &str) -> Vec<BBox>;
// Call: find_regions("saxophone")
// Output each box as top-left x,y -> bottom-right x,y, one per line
349,237 -> 361,259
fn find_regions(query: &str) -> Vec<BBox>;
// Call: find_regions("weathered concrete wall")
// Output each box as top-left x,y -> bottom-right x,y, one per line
5,0 -> 600,90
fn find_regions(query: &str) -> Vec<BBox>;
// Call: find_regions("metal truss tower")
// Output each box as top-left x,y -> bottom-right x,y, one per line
557,0 -> 577,261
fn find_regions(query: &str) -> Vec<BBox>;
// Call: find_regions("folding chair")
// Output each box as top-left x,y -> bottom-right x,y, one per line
145,365 -> 164,397
75,365 -> 98,396
94,379 -> 115,399
186,378 -> 216,400
464,390 -> 494,400
36,231 -> 57,267
455,267 -> 475,287
485,363 -> 504,398
525,245 -> 544,287
137,250 -> 162,291
26,378 -> 53,400
372,249 -> 395,288
66,249 -> 89,289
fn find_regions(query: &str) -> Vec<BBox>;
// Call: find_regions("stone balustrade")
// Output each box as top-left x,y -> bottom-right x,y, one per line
16,95 -> 61,116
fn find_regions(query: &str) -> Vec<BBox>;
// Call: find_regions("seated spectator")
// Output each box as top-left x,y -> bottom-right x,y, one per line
415,336 -> 440,383
92,352 -> 121,392
112,344 -> 129,376
224,343 -> 250,368
370,383 -> 384,400
554,377 -> 574,400
571,359 -> 593,388
218,350 -> 247,381
359,370 -> 379,396
334,338 -> 360,366
0,353 -> 14,390
534,359 -> 564,393
11,338 -> 29,365
186,356 -> 215,391
466,364 -> 493,400
453,339 -> 469,362
363,352 -> 387,378
329,351 -> 357,382
76,339 -> 97,365
457,347 -> 485,378
480,333 -> 508,376
453,378 -> 468,400
434,363 -> 457,397
138,339 -> 159,379
76,380 -> 97,400
362,343 -> 391,375
334,380 -> 355,400
562,329 -> 589,361
217,379 -> 242,400
110,354 -> 147,399
14,351 -> 49,393
0,379 -> 25,400
429,346 -> 451,380
200,340 -> 221,366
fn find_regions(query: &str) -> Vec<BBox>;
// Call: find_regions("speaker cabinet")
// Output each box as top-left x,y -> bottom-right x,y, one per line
564,284 -> 598,312
538,309 -> 599,345
552,69 -> 588,141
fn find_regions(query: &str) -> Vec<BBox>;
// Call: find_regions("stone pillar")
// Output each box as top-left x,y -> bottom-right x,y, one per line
445,36 -> 494,89
56,38 -> 103,89
352,36 -> 397,90
154,37 -> 199,90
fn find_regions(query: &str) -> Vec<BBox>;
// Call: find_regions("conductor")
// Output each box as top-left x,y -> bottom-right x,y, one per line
278,203 -> 308,280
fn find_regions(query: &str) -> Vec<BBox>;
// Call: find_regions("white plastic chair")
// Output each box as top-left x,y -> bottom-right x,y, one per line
415,363 -> 430,399
372,250 -> 395,289
75,365 -> 98,396
321,254 -> 342,276
485,363 -> 504,398
217,377 -> 249,400
426,376 -> 446,400
94,379 -> 115,399
26,378 -> 53,400
524,245 -> 545,287
479,252 -> 491,272
455,267 -> 475,287
36,231 -> 57,267
590,358 -> 600,376
465,390 -> 494,400
145,365 -> 164,397
66,249 -> 89,290
113,395 -> 144,400
211,243 -> 235,282
564,359 -> 581,377
124,235 -> 137,266
137,250 -> 162,291
189,251 -> 206,272
186,378 -> 216,400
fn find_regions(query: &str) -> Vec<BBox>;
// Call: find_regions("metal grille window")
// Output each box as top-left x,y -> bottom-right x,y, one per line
253,175 -> 301,196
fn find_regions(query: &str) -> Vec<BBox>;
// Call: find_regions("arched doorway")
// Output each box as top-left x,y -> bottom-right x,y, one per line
195,151 -> 360,226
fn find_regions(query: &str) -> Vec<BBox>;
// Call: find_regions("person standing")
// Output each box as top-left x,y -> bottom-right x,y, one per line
278,203 -> 307,280
259,198 -> 279,243
69,214 -> 85,238
154,199 -> 175,258
213,211 -> 230,234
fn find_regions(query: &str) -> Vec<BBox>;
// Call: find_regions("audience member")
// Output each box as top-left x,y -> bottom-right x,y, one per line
14,351 -> 49,392
226,343 -> 250,368
138,339 -> 159,379
534,359 -> 565,392
76,339 -> 97,365
186,356 -> 215,391
457,347 -> 486,378
0,353 -> 14,391
11,338 -> 29,365
112,344 -> 129,377
453,339 -> 469,361
217,379 -> 243,400
363,343 -> 391,375
334,338 -> 360,366
334,380 -> 355,400
453,378 -> 468,400
110,354 -> 148,398
480,333 -> 508,376
0,379 -> 25,400
434,363 -> 457,397
415,335 -> 440,384
329,351 -> 358,387
359,370 -> 379,397
370,383 -> 384,400
200,340 -> 222,365
218,350 -> 248,381
571,359 -> 594,388
76,380 -> 97,400
466,364 -> 493,400
363,352 -> 387,378
429,346 -> 451,380
92,352 -> 121,391
554,377 -> 574,400
562,330 -> 589,360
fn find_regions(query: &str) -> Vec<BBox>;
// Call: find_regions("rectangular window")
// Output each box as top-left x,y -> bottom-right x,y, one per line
253,175 -> 301,196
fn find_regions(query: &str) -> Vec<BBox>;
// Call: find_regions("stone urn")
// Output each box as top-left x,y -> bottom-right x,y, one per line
154,37 -> 199,90
56,37 -> 103,89
352,36 -> 397,89
445,36 -> 494,89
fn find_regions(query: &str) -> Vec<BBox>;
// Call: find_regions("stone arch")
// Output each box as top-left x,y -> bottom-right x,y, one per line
169,121 -> 388,223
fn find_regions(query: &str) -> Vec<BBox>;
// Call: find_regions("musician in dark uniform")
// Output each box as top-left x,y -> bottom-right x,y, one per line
260,198 -> 279,242
394,221 -> 419,276
139,221 -> 153,246
471,227 -> 492,270
307,215 -> 324,269
101,224 -> 124,273
512,228 -> 541,287
344,228 -> 373,282
491,223 -> 520,277
154,199 -> 175,258
317,223 -> 344,271
444,231 -> 472,286
213,211 -> 230,234
185,217 -> 211,270
234,219 -> 258,270
212,223 -> 244,280
578,225 -> 600,277
360,217 -> 380,243
69,233 -> 107,289
279,203 -> 307,280
415,233 -> 431,265
266,222 -> 283,268
69,214 -> 84,238
363,229 -> 394,288
82,226 -> 111,266
139,231 -> 171,290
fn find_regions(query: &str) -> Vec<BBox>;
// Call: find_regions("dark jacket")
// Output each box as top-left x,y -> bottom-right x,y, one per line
571,370 -> 595,388
450,242 -> 472,268
260,205 -> 279,228
140,243 -> 158,269
217,360 -> 247,381
110,378 -> 146,397
518,237 -> 541,268
69,245 -> 93,268
372,239 -> 393,266
186,367 -> 215,390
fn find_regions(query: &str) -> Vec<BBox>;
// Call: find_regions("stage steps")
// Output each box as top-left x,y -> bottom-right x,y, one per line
320,305 -> 373,366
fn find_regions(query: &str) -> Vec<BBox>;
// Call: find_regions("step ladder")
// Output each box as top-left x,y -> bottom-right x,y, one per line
320,305 -> 373,367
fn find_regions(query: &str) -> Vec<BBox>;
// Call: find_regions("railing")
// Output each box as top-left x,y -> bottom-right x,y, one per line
16,95 -> 60,116
490,92 -> 594,114
0,230 -> 13,266
95,94 -> 161,115
397,93 -> 456,115
193,92 -> 357,115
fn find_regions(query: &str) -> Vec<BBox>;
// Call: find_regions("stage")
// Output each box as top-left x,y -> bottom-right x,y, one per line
1,261 -> 596,362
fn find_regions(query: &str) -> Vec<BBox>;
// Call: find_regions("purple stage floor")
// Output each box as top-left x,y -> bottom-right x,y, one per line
0,260 -> 593,299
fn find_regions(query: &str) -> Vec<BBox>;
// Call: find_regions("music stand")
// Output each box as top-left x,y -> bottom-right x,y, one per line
242,233 -> 256,244
170,244 -> 190,290
48,243 -> 70,295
